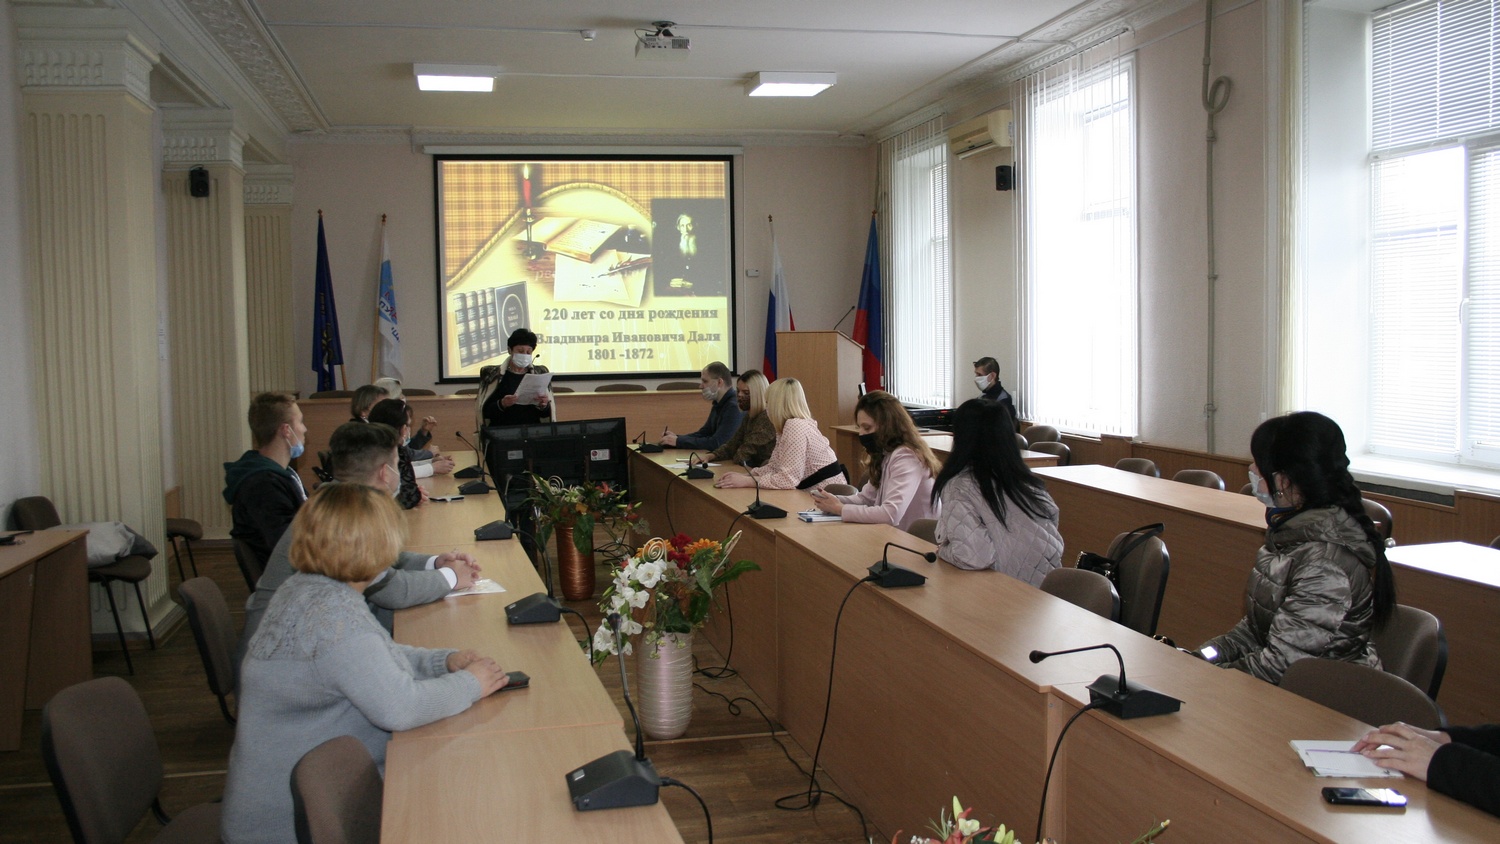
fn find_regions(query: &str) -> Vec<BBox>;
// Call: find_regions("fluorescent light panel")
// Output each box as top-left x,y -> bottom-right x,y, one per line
747,72 -> 836,97
414,63 -> 499,92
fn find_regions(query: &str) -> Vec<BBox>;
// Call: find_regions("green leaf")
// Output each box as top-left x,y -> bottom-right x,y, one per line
710,559 -> 761,588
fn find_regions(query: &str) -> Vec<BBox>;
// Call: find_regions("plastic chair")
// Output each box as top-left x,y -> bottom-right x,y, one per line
1040,568 -> 1120,621
658,381 -> 700,391
178,577 -> 239,724
908,518 -> 937,544
1014,433 -> 1029,451
552,386 -> 575,393
232,538 -> 266,592
164,517 -> 202,582
41,677 -> 222,843
292,735 -> 383,844
1362,498 -> 1394,542
1023,424 -> 1060,443
1172,469 -> 1225,490
13,496 -> 155,675
1115,458 -> 1160,478
1371,604 -> 1448,700
1279,658 -> 1445,730
595,384 -> 646,392
1106,530 -> 1170,636
1028,441 -> 1071,465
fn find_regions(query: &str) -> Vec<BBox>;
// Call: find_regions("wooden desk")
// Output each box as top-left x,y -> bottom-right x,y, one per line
830,424 -> 1056,486
382,724 -> 684,843
0,530 -> 90,751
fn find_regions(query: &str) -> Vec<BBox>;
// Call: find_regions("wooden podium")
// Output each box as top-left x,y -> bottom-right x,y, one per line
776,330 -> 864,440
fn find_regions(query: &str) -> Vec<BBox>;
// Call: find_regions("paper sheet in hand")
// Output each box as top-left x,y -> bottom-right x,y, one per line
446,578 -> 506,599
1290,740 -> 1401,778
513,373 -> 552,404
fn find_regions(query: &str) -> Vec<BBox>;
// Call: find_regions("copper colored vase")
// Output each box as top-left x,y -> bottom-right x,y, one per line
555,525 -> 595,600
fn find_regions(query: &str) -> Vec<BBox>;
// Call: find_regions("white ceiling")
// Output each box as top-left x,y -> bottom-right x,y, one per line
170,0 -> 1162,144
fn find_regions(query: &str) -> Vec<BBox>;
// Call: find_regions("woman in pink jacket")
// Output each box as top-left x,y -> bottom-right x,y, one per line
809,390 -> 941,531
713,378 -> 846,491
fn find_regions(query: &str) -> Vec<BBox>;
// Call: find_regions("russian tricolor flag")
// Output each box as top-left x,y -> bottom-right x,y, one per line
853,215 -> 884,391
763,237 -> 794,379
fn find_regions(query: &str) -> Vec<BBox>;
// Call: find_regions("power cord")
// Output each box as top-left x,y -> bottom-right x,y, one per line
694,510 -> 750,679
558,606 -> 595,663
1035,700 -> 1102,843
661,777 -> 713,843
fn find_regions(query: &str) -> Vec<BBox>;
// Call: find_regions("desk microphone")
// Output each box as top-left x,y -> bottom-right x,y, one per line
743,461 -> 787,519
566,613 -> 660,811
634,431 -> 664,454
1029,643 -> 1182,719
453,430 -> 492,494
682,452 -> 713,480
866,541 -> 935,588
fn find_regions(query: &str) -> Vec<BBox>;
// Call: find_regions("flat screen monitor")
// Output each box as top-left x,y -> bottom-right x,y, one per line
481,417 -> 630,493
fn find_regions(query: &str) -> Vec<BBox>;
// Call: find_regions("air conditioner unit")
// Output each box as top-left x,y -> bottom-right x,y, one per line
948,109 -> 1013,159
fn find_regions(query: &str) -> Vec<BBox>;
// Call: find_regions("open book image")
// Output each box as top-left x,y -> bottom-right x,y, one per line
552,249 -> 651,308
517,217 -> 622,263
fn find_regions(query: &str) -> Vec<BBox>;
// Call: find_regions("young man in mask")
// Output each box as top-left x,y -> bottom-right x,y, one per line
223,393 -> 309,573
661,360 -> 744,451
973,356 -> 1019,430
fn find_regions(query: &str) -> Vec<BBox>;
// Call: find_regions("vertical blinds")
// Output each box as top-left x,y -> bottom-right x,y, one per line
1372,0 -> 1500,151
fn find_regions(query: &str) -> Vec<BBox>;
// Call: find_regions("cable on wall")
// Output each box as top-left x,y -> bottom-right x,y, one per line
1201,0 -> 1232,452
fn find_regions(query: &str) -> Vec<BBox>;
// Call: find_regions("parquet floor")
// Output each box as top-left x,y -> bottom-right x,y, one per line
0,541 -> 874,843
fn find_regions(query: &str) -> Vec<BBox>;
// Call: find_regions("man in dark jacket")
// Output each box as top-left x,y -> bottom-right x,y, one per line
974,356 -> 1018,430
223,392 -> 308,570
661,361 -> 744,451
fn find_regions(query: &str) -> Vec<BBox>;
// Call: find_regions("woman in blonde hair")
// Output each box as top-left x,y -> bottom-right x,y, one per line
221,484 -> 508,844
809,390 -> 940,531
714,377 -> 845,490
709,369 -> 777,468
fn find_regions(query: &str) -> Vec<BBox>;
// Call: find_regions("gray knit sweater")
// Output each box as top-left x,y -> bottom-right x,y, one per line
221,573 -> 482,844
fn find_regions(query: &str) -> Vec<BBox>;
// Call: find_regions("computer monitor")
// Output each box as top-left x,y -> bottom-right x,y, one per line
481,417 -> 630,492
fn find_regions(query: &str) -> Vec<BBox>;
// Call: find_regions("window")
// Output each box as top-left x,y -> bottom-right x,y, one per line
1016,45 -> 1137,436
881,118 -> 953,408
1367,0 -> 1500,466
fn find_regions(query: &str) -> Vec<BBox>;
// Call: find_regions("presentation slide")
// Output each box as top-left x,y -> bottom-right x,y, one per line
435,156 -> 735,381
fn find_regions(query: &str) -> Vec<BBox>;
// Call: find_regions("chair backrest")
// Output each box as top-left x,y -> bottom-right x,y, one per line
1115,458 -> 1160,478
823,483 -> 858,496
401,388 -> 435,396
454,387 -> 479,396
1023,424 -> 1060,443
1279,658 -> 1445,730
1240,482 -> 1255,496
310,390 -> 354,399
1040,568 -> 1120,621
1362,497 -> 1394,541
1106,532 -> 1170,636
1027,441 -> 1071,465
292,735 -> 383,844
908,518 -> 937,544
179,577 -> 239,700
41,677 -> 163,844
595,383 -> 646,392
232,538 -> 266,592
1172,469 -> 1225,490
12,495 -> 61,530
1371,604 -> 1448,700
1014,433 -> 1029,450
658,381 -> 700,391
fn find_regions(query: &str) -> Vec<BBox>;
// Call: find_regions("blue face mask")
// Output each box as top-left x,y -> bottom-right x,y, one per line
289,440 -> 305,460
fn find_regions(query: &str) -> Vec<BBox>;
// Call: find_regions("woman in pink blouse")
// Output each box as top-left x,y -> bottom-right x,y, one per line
808,390 -> 941,531
713,378 -> 846,491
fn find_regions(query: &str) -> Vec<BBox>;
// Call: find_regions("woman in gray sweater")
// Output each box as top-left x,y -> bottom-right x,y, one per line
221,484 -> 509,844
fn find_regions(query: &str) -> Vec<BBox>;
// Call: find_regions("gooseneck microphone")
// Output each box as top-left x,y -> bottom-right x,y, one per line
866,541 -> 936,588
634,430 -> 664,454
1029,643 -> 1183,719
744,460 -> 787,519
453,430 -> 493,494
683,452 -> 713,480
566,614 -> 661,811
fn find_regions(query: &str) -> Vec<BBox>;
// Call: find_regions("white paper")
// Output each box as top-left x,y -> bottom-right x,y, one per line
1289,740 -> 1402,778
513,373 -> 552,404
798,510 -> 843,523
445,578 -> 507,599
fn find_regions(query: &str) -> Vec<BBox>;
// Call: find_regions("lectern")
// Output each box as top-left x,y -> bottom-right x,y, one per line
776,330 -> 864,441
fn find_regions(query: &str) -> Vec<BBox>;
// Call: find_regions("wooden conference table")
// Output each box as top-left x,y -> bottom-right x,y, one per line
0,530 -> 90,752
629,450 -> 1500,843
381,478 -> 683,842
1038,463 -> 1500,726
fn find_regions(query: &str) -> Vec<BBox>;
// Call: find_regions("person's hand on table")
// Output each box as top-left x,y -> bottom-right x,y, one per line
453,653 -> 508,695
809,487 -> 843,515
1354,722 -> 1450,780
431,454 -> 456,475
437,551 -> 479,589
660,432 -> 678,447
714,472 -> 753,489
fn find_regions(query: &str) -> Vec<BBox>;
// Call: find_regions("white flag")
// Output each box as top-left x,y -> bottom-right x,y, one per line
377,229 -> 402,379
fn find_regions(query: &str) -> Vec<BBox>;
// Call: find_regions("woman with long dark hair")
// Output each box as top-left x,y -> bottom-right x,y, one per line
930,399 -> 1063,585
1199,411 -> 1395,684
810,390 -> 940,530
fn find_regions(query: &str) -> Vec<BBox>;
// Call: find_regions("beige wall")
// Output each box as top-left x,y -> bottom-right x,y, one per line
286,141 -> 877,395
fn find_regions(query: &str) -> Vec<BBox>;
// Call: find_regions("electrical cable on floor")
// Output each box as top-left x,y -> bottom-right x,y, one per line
661,777 -> 713,844
1035,701 -> 1102,843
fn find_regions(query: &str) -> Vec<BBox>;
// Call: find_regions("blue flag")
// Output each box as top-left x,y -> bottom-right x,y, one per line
853,216 -> 884,391
311,215 -> 344,391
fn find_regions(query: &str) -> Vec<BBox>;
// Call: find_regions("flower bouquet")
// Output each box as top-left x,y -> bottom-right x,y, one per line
894,797 -> 1168,844
524,473 -> 645,560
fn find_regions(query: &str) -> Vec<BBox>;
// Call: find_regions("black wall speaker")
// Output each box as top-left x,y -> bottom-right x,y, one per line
995,165 -> 1014,192
189,167 -> 210,198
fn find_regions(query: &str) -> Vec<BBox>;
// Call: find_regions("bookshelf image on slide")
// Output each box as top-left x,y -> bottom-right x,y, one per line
452,280 -> 531,368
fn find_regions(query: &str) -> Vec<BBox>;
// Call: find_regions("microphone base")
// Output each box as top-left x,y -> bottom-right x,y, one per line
505,592 -> 562,625
474,520 -> 514,541
567,750 -> 661,811
454,465 -> 482,479
867,561 -> 927,588
747,503 -> 788,520
636,444 -> 665,454
684,467 -> 714,480
458,480 -> 493,495
1087,674 -> 1183,719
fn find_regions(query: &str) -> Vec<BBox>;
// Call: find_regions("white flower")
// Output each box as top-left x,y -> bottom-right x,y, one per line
592,626 -> 617,656
635,560 -> 664,588
625,588 -> 648,609
621,617 -> 644,637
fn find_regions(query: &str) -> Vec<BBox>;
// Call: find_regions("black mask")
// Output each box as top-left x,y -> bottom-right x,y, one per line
858,433 -> 880,454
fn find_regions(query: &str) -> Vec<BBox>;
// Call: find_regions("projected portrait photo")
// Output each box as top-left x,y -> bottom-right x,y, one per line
650,198 -> 729,298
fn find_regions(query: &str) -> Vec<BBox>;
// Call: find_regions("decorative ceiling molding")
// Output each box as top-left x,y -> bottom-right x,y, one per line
14,9 -> 159,105
180,0 -> 327,134
161,106 -> 245,168
244,164 -> 294,205
284,126 -> 873,150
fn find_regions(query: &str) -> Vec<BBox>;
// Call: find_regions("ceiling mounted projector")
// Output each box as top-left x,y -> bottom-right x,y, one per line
636,20 -> 689,60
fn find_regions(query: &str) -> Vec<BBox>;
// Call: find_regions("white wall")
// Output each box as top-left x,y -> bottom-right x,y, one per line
286,141 -> 876,394
0,3 -> 43,526
952,144 -> 1018,404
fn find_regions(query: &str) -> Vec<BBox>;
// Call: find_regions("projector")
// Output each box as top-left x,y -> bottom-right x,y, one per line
636,34 -> 690,59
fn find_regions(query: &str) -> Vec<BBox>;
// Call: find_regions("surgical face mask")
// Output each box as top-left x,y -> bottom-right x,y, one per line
702,385 -> 718,402
287,426 -> 305,459
1247,469 -> 1278,508
974,374 -> 992,392
386,463 -> 401,498
511,353 -> 533,368
858,432 -> 880,454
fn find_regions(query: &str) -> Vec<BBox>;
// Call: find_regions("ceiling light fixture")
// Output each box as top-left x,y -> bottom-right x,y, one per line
746,72 -> 837,97
413,63 -> 499,92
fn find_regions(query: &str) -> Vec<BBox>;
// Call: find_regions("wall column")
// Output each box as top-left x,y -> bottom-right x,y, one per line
17,8 -> 168,635
162,108 -> 251,533
244,165 -> 296,393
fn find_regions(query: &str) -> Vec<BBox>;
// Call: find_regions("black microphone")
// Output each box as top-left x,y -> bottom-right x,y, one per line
566,614 -> 661,811
1029,643 -> 1183,719
743,460 -> 787,519
635,430 -> 664,454
866,541 -> 935,588
453,430 -> 492,493
682,451 -> 713,480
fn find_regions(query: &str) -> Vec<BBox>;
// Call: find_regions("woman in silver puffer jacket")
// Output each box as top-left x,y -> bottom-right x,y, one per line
1199,411 -> 1396,684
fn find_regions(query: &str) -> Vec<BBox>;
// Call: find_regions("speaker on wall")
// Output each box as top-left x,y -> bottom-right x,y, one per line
995,165 -> 1014,192
189,167 -> 210,198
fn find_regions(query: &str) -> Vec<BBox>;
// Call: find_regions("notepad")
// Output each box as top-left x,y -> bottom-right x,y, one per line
1290,740 -> 1401,778
798,510 -> 842,523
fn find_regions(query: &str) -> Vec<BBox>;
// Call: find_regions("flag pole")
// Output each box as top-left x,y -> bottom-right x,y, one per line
371,214 -> 384,384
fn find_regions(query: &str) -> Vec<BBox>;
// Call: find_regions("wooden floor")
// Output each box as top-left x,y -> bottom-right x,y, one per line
0,540 -> 874,843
